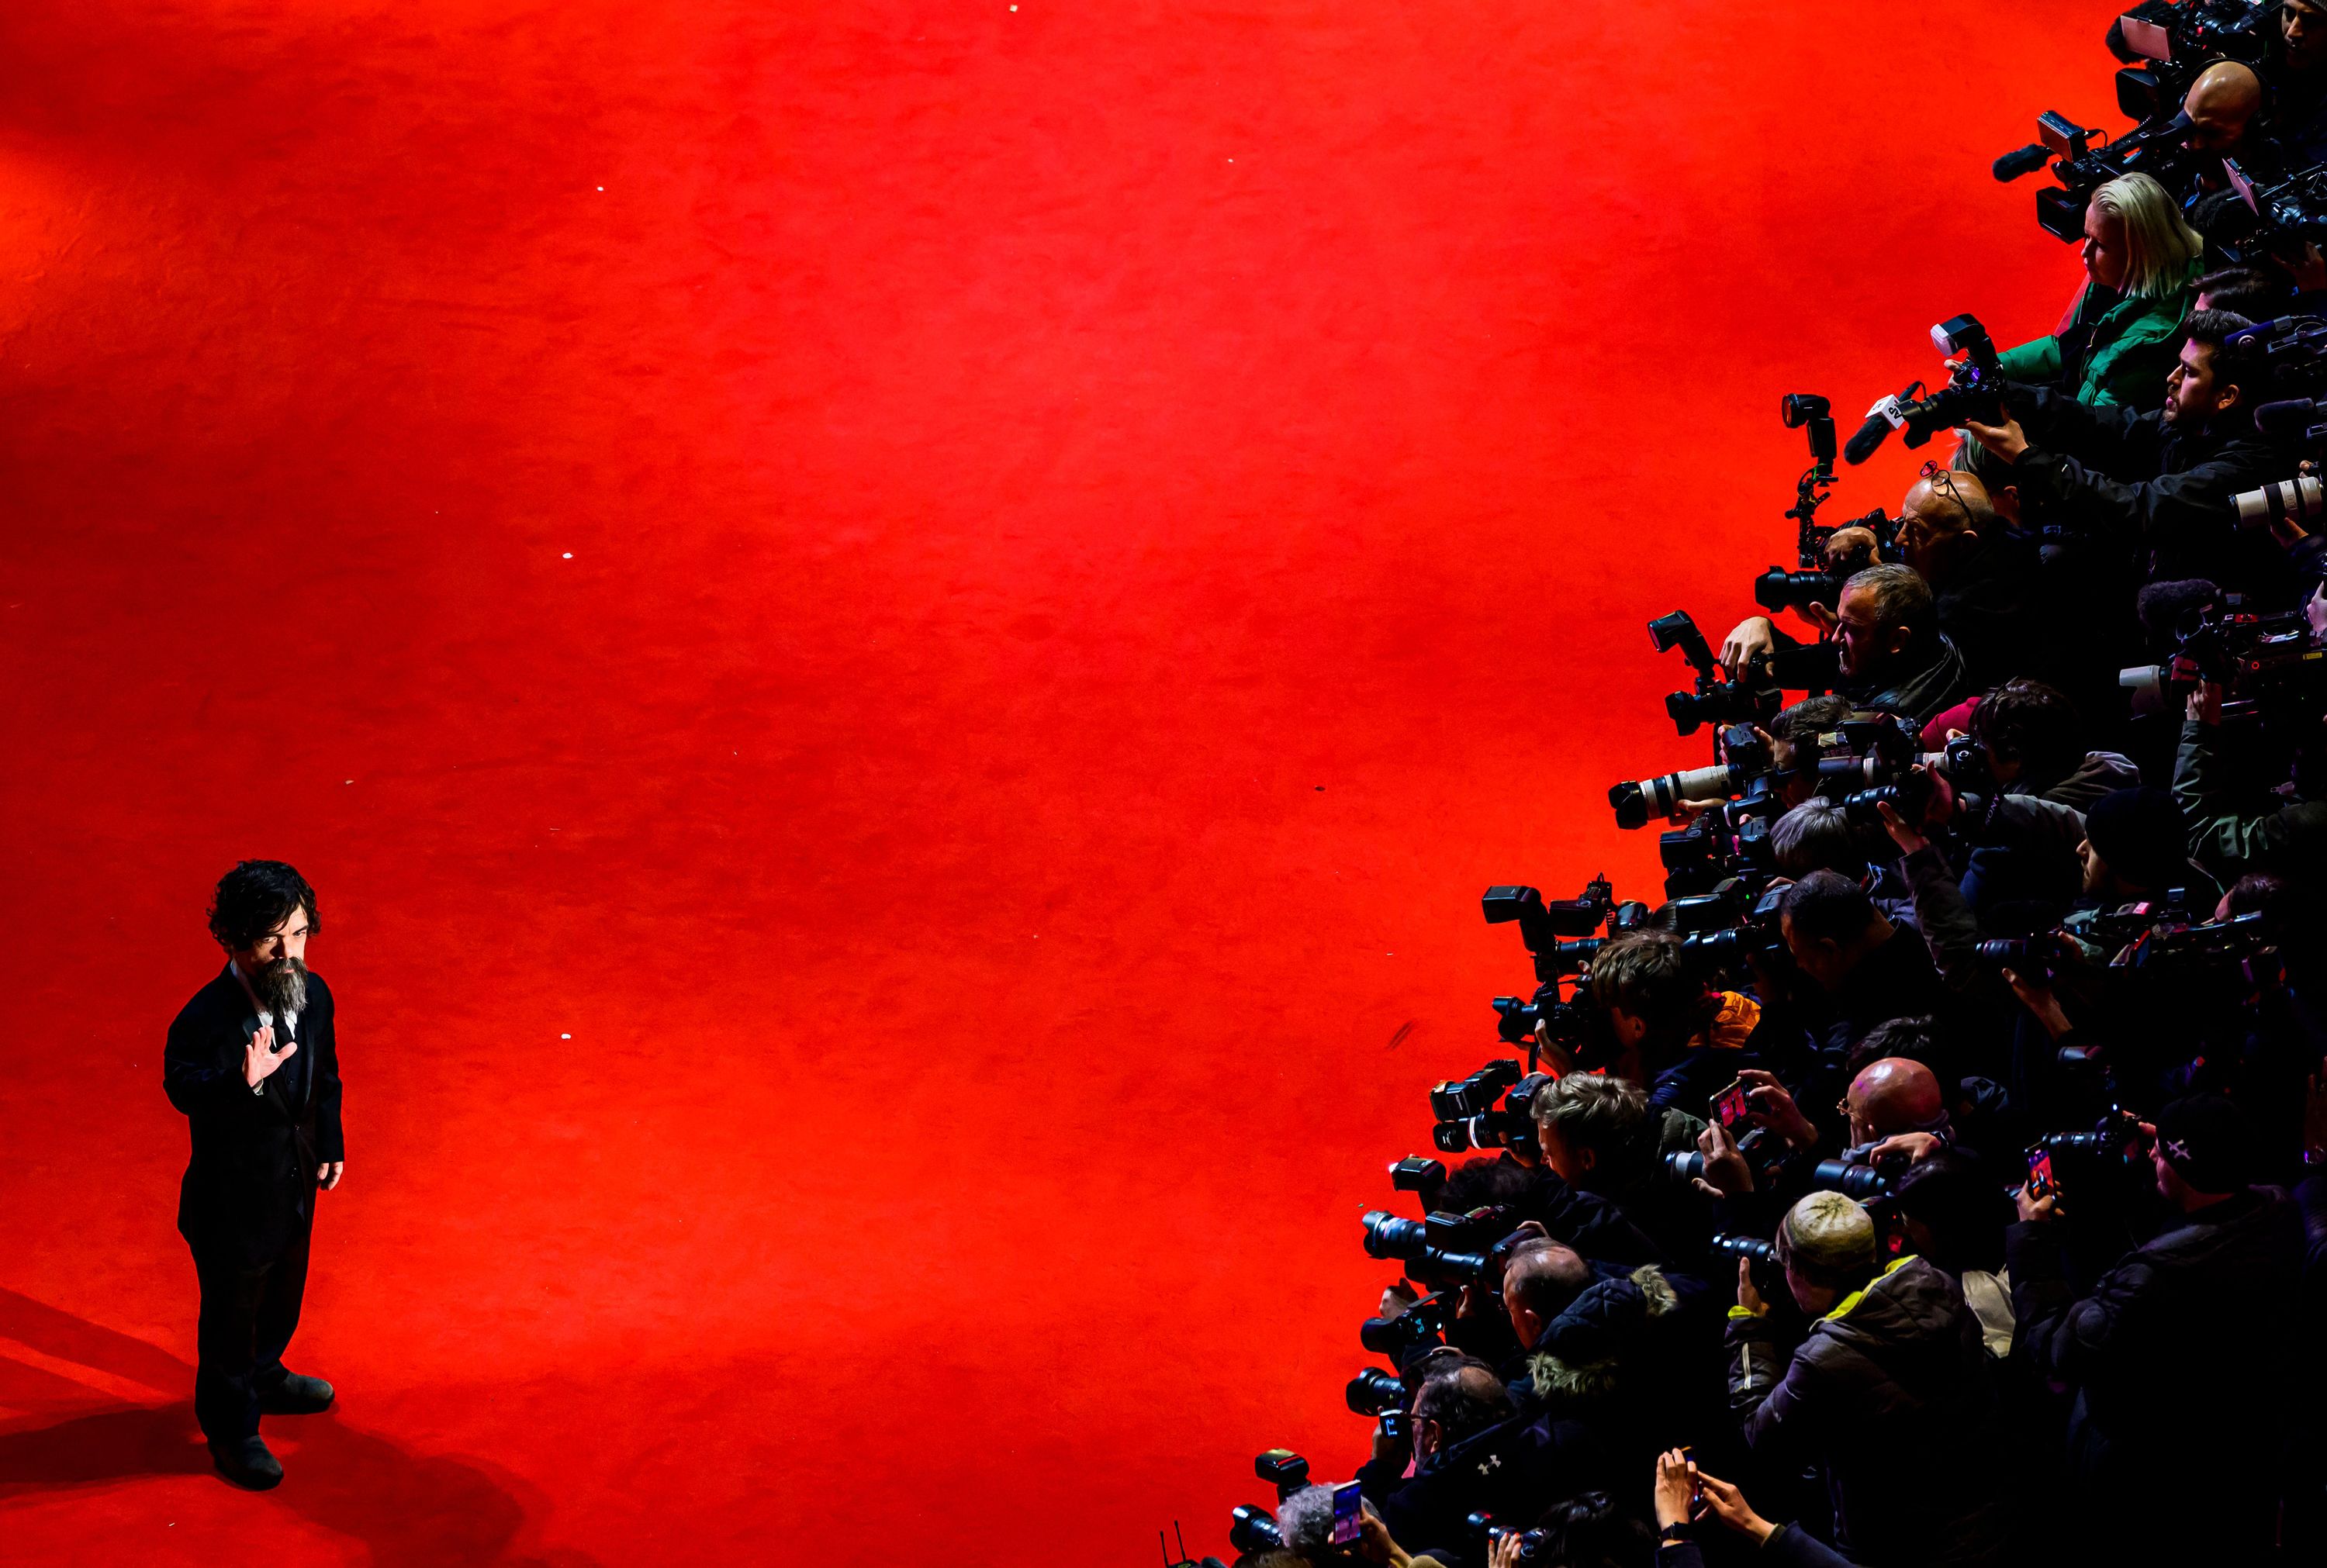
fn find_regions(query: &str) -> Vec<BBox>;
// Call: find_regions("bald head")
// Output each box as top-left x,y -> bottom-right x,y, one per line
1847,1056 -> 1944,1141
2184,62 -> 2263,154
1898,471 -> 1996,581
1504,1242 -> 1592,1329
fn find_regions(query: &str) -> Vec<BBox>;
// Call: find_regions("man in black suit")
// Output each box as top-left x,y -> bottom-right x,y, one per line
163,860 -> 346,1489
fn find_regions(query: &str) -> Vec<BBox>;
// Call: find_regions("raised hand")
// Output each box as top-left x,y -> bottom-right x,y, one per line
242,1022 -> 297,1090
1695,1470 -> 1779,1543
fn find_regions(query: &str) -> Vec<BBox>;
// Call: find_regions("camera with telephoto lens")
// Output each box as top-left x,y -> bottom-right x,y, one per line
1810,1158 -> 1898,1200
1346,1366 -> 1408,1418
1360,1207 -> 1511,1288
1712,1231 -> 1777,1293
1674,882 -> 1789,971
1808,713 -> 1924,794
1612,720 -> 1778,831
1429,1059 -> 1553,1156
1975,929 -> 2076,982
1842,316 -> 2007,465
2033,1107 -> 2147,1170
1470,1514 -> 1551,1563
1228,1504 -> 1282,1554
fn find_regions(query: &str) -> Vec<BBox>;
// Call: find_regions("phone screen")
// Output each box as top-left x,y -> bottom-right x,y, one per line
2025,1148 -> 2056,1200
1329,1481 -> 1363,1545
1711,1079 -> 1751,1129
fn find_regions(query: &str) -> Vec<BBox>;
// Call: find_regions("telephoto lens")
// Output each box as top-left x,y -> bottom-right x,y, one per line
1228,1504 -> 1283,1554
2234,474 -> 2324,530
1810,1159 -> 1891,1199
1347,1366 -> 1406,1417
1609,765 -> 1741,830
1664,1150 -> 1708,1183
1361,1211 -> 1431,1261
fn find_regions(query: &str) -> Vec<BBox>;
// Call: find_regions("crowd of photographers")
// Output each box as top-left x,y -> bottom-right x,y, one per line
1188,6 -> 2327,1567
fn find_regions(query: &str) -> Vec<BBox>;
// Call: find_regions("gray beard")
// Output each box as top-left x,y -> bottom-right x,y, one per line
253,957 -> 309,1017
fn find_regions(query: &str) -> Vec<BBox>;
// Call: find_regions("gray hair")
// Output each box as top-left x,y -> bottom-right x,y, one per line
1844,562 -> 1934,643
1770,799 -> 1869,879
1274,1484 -> 1344,1557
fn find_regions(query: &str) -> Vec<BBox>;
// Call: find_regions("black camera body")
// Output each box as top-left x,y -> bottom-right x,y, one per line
1845,316 -> 2007,465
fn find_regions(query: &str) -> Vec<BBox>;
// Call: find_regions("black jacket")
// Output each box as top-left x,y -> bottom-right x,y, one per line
1765,632 -> 1972,730
2007,385 -> 2291,591
1727,1257 -> 2010,1566
1356,1413 -> 1606,1568
2007,1187 -> 2305,1529
1931,530 -> 2045,693
164,966 -> 345,1264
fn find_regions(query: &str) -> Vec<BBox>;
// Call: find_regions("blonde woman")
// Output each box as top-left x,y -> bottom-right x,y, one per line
1995,172 -> 2203,409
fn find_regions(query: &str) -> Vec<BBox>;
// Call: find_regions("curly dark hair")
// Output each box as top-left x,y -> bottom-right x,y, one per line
1968,679 -> 2083,790
207,860 -> 320,953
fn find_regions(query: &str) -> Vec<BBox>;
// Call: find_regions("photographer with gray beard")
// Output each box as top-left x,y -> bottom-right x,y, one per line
163,860 -> 347,1490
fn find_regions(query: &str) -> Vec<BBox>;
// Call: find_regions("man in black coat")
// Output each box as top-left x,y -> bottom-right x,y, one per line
2007,1092 -> 2305,1565
163,860 -> 347,1490
1726,1191 -> 2011,1566
1963,309 -> 2293,595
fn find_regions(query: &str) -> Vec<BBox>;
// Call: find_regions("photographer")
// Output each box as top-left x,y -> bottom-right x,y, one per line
2007,1092 -> 2307,1562
1717,566 -> 1969,728
1533,1074 -> 1711,1267
1582,929 -> 1787,1115
1769,799 -> 1918,929
1962,311 -> 2291,592
2069,783 -> 2221,913
1957,679 -> 2139,813
2171,584 -> 2327,886
1993,173 -> 2202,411
1725,1191 -> 2009,1566
1354,1357 -> 1542,1566
1778,872 -> 1946,1065
1274,1485 -> 1440,1568
1649,1451 -> 1863,1568
2272,0 -> 2327,168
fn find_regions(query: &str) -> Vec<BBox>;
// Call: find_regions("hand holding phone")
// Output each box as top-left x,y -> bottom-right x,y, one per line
1710,1078 -> 1752,1130
1329,1480 -> 1363,1546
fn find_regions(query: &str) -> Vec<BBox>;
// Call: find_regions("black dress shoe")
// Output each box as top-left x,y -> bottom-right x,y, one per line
211,1435 -> 284,1490
258,1373 -> 335,1414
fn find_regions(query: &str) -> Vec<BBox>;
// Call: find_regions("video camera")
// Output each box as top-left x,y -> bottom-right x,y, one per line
1843,316 -> 2007,465
2110,2 -> 2277,118
2121,599 -> 2327,720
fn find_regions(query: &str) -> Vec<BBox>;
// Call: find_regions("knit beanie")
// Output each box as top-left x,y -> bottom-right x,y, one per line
2082,786 -> 2189,893
2153,1092 -> 2256,1196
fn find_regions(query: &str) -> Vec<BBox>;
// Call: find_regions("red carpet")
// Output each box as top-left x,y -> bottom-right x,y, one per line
0,2 -> 2106,1562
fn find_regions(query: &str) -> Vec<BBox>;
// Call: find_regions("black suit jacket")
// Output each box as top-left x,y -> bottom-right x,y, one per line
164,966 -> 344,1264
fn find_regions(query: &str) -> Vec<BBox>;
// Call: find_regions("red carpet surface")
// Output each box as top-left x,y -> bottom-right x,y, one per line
0,2 -> 2107,1562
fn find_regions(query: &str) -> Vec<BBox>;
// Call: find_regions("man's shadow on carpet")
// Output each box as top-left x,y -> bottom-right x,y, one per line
0,1287 -> 594,1566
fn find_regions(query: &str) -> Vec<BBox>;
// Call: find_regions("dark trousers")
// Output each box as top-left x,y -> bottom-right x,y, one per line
189,1213 -> 311,1446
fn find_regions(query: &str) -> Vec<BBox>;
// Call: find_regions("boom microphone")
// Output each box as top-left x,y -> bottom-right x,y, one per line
1992,143 -> 2050,181
1844,389 -> 1914,466
2134,579 -> 2221,638
2253,398 -> 2322,439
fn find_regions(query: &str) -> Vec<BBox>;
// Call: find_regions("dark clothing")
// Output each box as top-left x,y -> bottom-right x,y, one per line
2172,717 -> 2327,886
1726,1257 -> 2009,1566
1929,530 -> 2046,693
192,1213 -> 311,1443
1658,1523 -> 1862,1568
2006,385 -> 2291,593
1765,632 -> 1972,730
163,965 -> 344,1449
164,967 -> 344,1266
2007,1187 -> 2307,1560
1810,925 -> 1947,1067
1357,1414 -> 1610,1568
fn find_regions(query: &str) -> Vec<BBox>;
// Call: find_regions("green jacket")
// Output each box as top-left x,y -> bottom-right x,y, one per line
1994,264 -> 2199,409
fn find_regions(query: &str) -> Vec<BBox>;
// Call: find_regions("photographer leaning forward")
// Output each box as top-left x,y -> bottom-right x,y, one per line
2007,1093 -> 2306,1566
1993,173 -> 2201,413
1727,1192 -> 2011,1568
1717,563 -> 1970,727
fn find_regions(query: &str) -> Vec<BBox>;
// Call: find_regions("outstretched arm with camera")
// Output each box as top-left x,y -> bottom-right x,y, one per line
2171,686 -> 2317,879
1874,800 -> 1984,989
